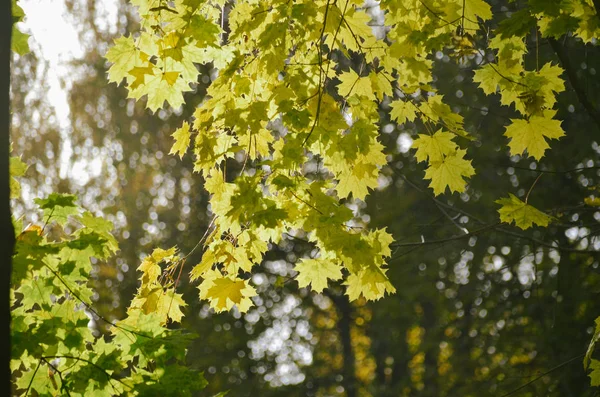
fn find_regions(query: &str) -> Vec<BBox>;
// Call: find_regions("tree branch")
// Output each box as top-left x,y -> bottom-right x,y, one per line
1,1 -> 13,395
548,37 -> 600,132
499,353 -> 584,397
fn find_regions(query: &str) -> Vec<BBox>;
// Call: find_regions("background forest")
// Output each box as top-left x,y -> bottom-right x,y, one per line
9,0 -> 600,396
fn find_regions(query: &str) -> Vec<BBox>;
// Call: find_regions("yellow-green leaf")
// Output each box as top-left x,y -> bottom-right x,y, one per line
204,275 -> 256,313
170,121 -> 192,159
412,130 -> 457,163
424,149 -> 475,195
504,116 -> 564,160
496,193 -> 552,229
294,257 -> 343,293
389,100 -> 417,124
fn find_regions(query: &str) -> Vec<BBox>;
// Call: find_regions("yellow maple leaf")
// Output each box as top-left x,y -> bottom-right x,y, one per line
190,249 -> 216,282
133,287 -> 186,324
294,257 -> 343,293
424,149 -> 475,195
337,69 -> 375,100
105,35 -> 138,84
370,71 -> 393,101
237,128 -> 274,160
137,247 -> 177,284
169,121 -> 191,159
504,116 -> 564,160
473,64 -> 502,95
345,266 -> 395,301
412,130 -> 458,163
204,275 -> 256,313
389,100 -> 417,124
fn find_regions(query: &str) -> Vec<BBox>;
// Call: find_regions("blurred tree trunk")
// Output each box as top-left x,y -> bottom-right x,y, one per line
1,1 -> 14,395
332,294 -> 357,397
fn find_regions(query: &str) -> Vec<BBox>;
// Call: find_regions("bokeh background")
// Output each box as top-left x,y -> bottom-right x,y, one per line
10,0 -> 600,395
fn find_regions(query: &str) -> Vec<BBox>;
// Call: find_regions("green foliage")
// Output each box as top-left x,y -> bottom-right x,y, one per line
586,317 -> 600,386
11,168 -> 206,395
11,0 -> 30,55
104,0 -> 600,312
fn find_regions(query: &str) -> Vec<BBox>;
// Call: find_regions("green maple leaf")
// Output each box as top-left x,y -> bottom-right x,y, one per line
496,193 -> 552,229
294,257 -> 343,293
77,211 -> 119,255
34,193 -> 80,225
424,149 -> 475,195
10,156 -> 27,198
589,359 -> 600,386
169,121 -> 191,159
185,14 -> 220,46
504,116 -> 564,160
585,317 -> 600,369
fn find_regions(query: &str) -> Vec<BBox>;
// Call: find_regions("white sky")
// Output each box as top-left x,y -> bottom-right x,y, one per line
18,0 -> 118,183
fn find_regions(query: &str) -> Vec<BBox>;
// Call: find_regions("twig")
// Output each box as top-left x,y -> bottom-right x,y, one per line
498,353 -> 584,397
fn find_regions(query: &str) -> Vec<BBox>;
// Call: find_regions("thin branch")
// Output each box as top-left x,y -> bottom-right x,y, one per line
42,355 -> 133,391
391,222 -> 500,248
24,360 -> 42,396
510,165 -> 600,174
525,173 -> 543,203
396,173 -> 600,254
498,353 -> 584,397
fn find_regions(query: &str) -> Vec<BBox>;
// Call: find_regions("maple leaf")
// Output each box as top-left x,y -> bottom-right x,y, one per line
332,141 -> 387,200
496,194 -> 552,229
461,0 -> 493,30
130,70 -> 192,112
370,71 -> 393,100
389,100 -> 417,124
337,69 -> 375,100
473,64 -> 502,95
585,317 -> 600,369
412,130 -> 457,163
156,289 -> 186,323
203,274 -> 256,313
129,65 -> 155,90
190,249 -> 216,282
504,116 -> 564,160
34,193 -> 80,226
345,267 -> 395,301
10,156 -> 28,199
424,149 -> 475,195
589,360 -> 600,387
105,36 -> 138,84
170,121 -> 192,159
294,257 -> 343,293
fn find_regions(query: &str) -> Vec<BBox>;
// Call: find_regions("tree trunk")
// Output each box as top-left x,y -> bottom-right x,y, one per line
333,294 -> 357,397
1,1 -> 14,395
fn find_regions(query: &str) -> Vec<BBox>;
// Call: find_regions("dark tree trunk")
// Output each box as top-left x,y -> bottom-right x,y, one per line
1,1 -> 14,395
332,294 -> 357,397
